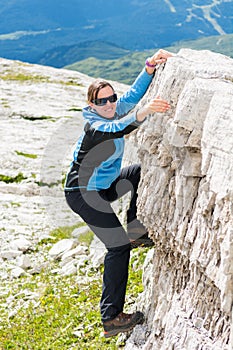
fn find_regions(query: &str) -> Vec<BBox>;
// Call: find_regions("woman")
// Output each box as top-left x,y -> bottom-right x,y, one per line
65,49 -> 172,338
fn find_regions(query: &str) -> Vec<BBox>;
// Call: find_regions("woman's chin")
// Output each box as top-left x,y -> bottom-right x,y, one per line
102,111 -> 115,119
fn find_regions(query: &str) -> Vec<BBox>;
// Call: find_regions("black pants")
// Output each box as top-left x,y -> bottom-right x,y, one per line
65,164 -> 146,322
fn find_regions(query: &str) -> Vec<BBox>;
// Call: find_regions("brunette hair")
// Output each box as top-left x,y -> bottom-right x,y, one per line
87,79 -> 114,103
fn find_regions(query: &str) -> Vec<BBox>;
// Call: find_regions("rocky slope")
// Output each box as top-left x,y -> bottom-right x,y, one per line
0,58 -> 127,284
124,49 -> 233,349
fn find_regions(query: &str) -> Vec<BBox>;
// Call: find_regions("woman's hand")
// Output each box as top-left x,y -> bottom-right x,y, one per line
150,49 -> 173,65
136,96 -> 170,122
145,49 -> 173,74
145,96 -> 170,113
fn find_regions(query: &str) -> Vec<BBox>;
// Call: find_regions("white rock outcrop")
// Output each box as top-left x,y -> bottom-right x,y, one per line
125,49 -> 233,349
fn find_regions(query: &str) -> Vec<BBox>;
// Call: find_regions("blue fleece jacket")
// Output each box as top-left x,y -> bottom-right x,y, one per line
65,68 -> 153,192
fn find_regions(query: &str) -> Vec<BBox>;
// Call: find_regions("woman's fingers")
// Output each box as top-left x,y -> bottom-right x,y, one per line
151,49 -> 173,65
155,49 -> 173,59
148,97 -> 171,113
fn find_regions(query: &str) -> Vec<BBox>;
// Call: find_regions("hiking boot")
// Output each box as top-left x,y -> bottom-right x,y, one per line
130,233 -> 154,249
103,311 -> 144,338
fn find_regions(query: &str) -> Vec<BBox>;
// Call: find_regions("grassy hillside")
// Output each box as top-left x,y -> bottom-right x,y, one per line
65,34 -> 233,84
38,40 -> 131,68
65,50 -> 162,84
169,33 -> 233,57
65,54 -> 150,84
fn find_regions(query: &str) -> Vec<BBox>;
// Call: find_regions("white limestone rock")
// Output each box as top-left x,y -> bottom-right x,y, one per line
71,225 -> 90,240
89,235 -> 107,268
48,239 -> 76,260
125,48 -> 233,350
61,245 -> 88,262
11,266 -> 27,278
61,260 -> 77,276
16,255 -> 32,270
10,237 -> 32,252
75,255 -> 89,270
1,250 -> 23,260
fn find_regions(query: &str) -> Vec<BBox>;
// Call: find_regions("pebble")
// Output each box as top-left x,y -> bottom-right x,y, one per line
48,239 -> 76,259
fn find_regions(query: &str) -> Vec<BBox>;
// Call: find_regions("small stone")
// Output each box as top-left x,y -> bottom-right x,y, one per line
61,245 -> 88,261
75,255 -> 89,269
61,261 -> 77,276
71,225 -> 90,238
17,255 -> 32,269
11,266 -> 27,278
73,330 -> 85,338
89,235 -> 106,268
11,237 -> 32,252
9,310 -> 18,319
60,256 -> 74,267
29,262 -> 49,275
48,239 -> 76,259
1,250 -> 23,260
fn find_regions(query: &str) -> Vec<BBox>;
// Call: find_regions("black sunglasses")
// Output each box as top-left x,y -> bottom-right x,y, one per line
92,93 -> 117,106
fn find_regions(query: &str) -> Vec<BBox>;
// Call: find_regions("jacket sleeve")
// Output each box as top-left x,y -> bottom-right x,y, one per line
84,112 -> 142,145
116,68 -> 153,117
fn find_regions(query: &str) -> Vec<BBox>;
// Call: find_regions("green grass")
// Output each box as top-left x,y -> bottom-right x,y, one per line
0,225 -> 149,349
49,224 -> 93,246
0,273 -> 114,350
10,202 -> 21,207
0,72 -> 82,87
68,107 -> 83,112
15,151 -> 38,159
1,98 -> 10,108
0,172 -> 27,184
58,80 -> 84,87
21,115 -> 54,121
77,231 -> 94,247
0,72 -> 50,83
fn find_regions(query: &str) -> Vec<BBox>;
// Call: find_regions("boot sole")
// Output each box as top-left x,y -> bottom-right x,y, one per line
103,312 -> 144,338
130,240 -> 154,249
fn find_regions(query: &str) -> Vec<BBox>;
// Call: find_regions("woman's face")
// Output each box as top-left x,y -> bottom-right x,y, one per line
89,86 -> 117,119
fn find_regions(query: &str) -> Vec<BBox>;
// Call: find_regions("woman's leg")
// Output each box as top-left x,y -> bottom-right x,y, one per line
102,164 -> 147,240
100,244 -> 130,321
65,189 -> 130,322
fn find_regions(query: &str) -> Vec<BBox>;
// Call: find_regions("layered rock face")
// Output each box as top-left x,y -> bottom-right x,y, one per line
126,49 -> 233,349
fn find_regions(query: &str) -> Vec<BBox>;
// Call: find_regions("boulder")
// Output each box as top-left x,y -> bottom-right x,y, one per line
125,49 -> 233,350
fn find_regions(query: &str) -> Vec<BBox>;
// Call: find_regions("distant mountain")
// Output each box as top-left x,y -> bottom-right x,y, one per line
37,41 -> 131,68
0,0 -> 232,65
64,34 -> 233,84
